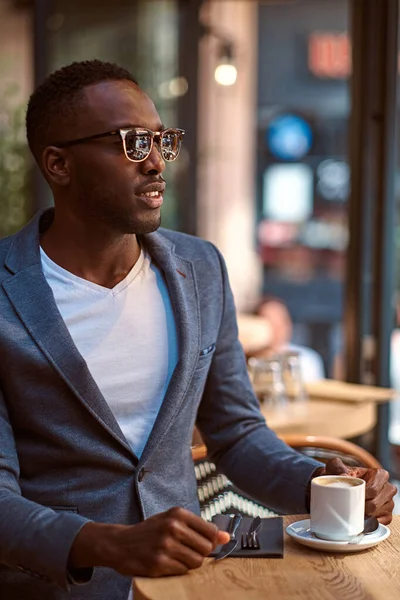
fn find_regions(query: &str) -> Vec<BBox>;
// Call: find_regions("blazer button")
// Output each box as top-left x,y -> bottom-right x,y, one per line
138,468 -> 146,482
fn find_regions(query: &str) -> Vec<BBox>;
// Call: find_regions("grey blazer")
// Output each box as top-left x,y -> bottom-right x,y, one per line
0,210 -> 320,599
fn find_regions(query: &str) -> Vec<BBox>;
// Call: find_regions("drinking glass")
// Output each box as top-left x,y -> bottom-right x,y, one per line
248,356 -> 289,409
281,350 -> 308,403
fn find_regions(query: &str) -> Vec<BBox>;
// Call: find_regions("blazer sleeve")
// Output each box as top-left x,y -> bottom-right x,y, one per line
0,386 -> 93,591
195,244 -> 323,515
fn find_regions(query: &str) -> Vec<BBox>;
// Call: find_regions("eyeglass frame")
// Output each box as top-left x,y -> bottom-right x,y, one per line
53,127 -> 185,163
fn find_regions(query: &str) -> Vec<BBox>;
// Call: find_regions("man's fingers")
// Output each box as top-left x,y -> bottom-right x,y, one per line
365,483 -> 397,515
175,523 -> 218,555
217,530 -> 231,546
380,498 -> 395,515
376,503 -> 395,525
346,467 -> 368,478
363,469 -> 394,523
163,507 -> 228,553
150,554 -> 189,577
363,469 -> 390,500
169,542 -> 206,570
366,496 -> 395,518
178,515 -> 230,549
354,468 -> 395,522
324,458 -> 349,475
171,508 -> 220,543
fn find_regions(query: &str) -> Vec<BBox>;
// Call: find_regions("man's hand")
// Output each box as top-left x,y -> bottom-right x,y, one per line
319,458 -> 397,525
69,507 -> 230,577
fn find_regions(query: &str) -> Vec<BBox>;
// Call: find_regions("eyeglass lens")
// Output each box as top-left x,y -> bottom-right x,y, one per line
124,129 -> 182,162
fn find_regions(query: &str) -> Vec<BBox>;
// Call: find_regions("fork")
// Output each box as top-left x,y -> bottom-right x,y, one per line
241,516 -> 262,550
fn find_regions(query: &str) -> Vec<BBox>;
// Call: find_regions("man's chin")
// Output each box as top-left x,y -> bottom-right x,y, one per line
125,214 -> 161,235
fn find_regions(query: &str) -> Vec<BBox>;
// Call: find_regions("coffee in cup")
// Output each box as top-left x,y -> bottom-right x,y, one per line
310,475 -> 366,541
314,478 -> 360,488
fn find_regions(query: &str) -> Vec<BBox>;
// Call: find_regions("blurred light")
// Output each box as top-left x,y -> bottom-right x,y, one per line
214,42 -> 237,86
169,77 -> 188,97
300,220 -> 348,251
316,159 -> 349,201
214,63 -> 237,86
158,76 -> 188,99
266,114 -> 313,161
308,32 -> 351,79
263,163 -> 313,222
258,220 -> 298,247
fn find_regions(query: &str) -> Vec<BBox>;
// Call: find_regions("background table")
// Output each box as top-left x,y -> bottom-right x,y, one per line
261,398 -> 377,439
134,515 -> 400,600
256,379 -> 396,439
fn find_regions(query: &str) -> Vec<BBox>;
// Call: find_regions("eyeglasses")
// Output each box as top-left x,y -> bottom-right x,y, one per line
55,127 -> 185,163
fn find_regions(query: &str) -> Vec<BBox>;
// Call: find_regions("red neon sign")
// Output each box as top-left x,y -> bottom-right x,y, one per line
308,32 -> 351,79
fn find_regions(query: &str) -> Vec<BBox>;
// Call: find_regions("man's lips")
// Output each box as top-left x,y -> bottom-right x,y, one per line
137,183 -> 166,195
137,190 -> 164,209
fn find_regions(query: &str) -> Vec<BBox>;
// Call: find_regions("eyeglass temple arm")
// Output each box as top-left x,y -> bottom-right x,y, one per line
56,130 -> 119,148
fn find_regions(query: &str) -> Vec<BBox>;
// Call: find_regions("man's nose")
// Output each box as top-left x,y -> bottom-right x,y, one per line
141,144 -> 166,175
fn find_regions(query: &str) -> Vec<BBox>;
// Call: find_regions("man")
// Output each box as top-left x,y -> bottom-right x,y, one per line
0,60 -> 396,600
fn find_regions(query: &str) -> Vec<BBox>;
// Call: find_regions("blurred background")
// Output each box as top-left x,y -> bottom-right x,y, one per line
1,0 -> 400,473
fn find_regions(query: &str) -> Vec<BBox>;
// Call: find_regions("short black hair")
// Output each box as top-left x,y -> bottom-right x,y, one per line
26,59 -> 138,160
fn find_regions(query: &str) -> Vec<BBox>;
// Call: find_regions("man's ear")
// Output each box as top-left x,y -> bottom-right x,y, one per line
41,146 -> 71,186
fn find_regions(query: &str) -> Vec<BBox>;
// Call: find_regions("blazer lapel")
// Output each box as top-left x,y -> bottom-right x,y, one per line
138,231 -> 200,463
3,210 -> 136,458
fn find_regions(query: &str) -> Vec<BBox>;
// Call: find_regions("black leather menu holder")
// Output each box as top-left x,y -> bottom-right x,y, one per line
210,515 -> 284,558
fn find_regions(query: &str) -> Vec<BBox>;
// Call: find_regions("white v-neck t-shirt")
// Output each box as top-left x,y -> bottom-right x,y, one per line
40,247 -> 178,458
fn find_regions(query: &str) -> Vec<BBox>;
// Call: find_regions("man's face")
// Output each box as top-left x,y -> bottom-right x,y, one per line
59,80 -> 167,234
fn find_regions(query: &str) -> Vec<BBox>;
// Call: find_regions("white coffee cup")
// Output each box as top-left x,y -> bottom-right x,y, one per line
310,475 -> 366,541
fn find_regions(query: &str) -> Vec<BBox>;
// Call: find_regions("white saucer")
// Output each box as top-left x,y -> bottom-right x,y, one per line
286,519 -> 390,553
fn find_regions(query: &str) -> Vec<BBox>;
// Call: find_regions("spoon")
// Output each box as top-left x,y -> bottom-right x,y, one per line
347,516 -> 380,544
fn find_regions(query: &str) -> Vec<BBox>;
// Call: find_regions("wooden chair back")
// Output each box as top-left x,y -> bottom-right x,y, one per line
191,435 -> 381,520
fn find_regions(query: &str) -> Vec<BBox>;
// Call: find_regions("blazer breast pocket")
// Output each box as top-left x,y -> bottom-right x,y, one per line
195,343 -> 216,371
199,343 -> 216,357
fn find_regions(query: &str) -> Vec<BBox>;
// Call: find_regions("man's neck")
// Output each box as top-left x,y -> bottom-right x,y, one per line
40,217 -> 142,289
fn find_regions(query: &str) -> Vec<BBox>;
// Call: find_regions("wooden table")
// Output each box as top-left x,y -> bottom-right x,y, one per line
261,398 -> 377,439
255,379 -> 396,439
134,515 -> 400,600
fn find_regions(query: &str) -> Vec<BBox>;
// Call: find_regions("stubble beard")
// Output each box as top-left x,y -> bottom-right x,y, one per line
80,186 -> 162,235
